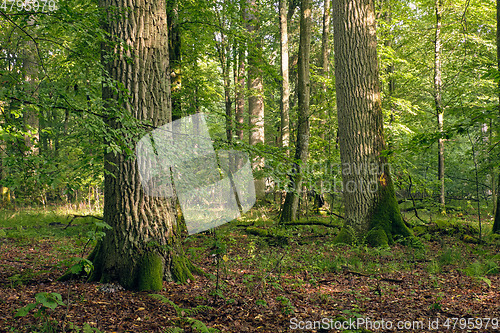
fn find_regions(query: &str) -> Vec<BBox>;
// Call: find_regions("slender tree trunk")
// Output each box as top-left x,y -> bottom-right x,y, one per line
280,0 -> 311,222
279,0 -> 290,151
22,40 -> 39,154
235,43 -> 246,142
332,0 -> 412,246
314,0 -> 331,211
321,0 -> 331,79
246,0 -> 265,199
167,0 -> 182,121
434,0 -> 445,212
90,0 -> 193,290
493,0 -> 500,234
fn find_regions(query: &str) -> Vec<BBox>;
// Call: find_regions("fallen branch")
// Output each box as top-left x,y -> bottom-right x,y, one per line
281,221 -> 340,228
64,214 -> 103,230
344,270 -> 404,283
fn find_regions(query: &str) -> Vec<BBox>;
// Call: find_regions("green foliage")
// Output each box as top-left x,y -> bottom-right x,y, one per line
15,292 -> 65,332
149,294 -> 218,332
275,296 -> 295,315
66,322 -> 103,333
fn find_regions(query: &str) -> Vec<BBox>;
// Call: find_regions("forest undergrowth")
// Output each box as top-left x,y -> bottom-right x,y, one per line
0,205 -> 499,332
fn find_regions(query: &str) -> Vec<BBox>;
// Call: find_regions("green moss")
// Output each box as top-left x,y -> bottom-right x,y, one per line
138,252 -> 164,291
366,227 -> 389,247
333,225 -> 357,245
171,255 -> 194,284
246,226 -> 269,237
88,242 -> 104,283
368,171 -> 413,246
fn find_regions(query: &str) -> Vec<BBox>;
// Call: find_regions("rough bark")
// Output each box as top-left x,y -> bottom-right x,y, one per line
91,0 -> 193,290
332,0 -> 412,246
279,0 -> 290,151
245,0 -> 265,199
434,0 -> 445,212
280,0 -> 311,222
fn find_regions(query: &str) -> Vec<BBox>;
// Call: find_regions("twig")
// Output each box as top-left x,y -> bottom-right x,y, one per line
281,221 -> 340,228
64,214 -> 103,230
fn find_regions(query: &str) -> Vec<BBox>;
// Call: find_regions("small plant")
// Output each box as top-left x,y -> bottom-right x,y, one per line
66,322 -> 103,332
255,299 -> 267,307
149,294 -> 218,332
15,292 -> 65,332
276,296 -> 295,315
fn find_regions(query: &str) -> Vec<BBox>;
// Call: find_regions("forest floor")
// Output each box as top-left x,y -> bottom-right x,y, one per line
0,207 -> 499,332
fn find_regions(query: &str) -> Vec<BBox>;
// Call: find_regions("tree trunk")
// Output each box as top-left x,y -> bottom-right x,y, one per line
91,0 -> 193,290
279,0 -> 290,151
235,42 -> 246,142
246,0 -> 265,199
314,0 -> 331,212
434,0 -> 445,212
280,0 -> 311,222
167,0 -> 182,121
332,0 -> 412,246
494,174 -> 500,233
320,0 -> 331,79
494,0 -> 500,234
22,39 -> 39,154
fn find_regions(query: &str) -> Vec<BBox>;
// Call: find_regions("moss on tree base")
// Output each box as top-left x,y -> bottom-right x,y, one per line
334,171 -> 414,247
138,253 -> 164,291
171,255 -> 194,284
367,172 -> 412,247
333,226 -> 357,245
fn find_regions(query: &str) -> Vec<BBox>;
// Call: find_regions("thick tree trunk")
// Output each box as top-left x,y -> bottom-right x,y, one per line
246,0 -> 265,199
332,0 -> 412,246
280,0 -> 311,222
91,0 -> 193,290
434,0 -> 445,212
279,0 -> 290,151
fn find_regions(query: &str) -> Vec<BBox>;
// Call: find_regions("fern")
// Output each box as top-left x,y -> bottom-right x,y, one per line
186,318 -> 219,333
149,294 -> 213,317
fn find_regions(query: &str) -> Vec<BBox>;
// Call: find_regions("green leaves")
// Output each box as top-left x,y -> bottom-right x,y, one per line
15,292 -> 65,318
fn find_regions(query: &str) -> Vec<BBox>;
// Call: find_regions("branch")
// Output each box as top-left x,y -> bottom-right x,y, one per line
64,214 -> 103,229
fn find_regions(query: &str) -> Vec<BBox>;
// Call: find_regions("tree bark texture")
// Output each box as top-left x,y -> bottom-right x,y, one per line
280,0 -> 311,222
246,0 -> 265,199
92,0 -> 192,290
332,0 -> 412,246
